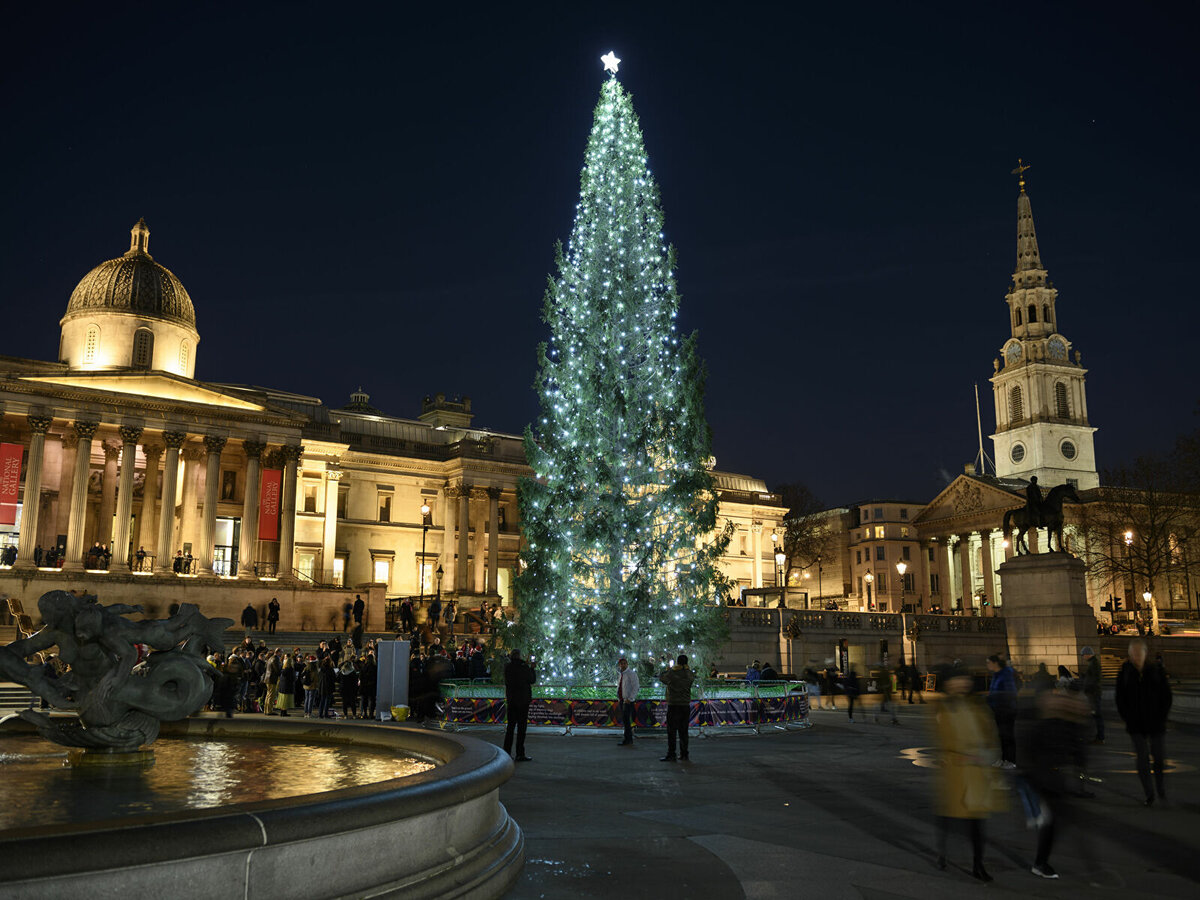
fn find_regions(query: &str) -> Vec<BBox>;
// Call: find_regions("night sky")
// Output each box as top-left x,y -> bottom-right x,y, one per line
2,3 -> 1196,507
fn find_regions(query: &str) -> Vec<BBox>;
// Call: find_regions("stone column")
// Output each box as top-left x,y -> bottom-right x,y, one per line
442,483 -> 458,593
958,533 -> 974,613
980,529 -> 995,616
16,415 -> 53,564
137,444 -> 163,564
321,466 -> 341,579
277,445 -> 301,578
95,440 -> 120,550
110,426 -> 142,571
751,522 -> 763,589
62,421 -> 99,571
238,440 -> 265,577
54,431 -> 79,545
177,447 -> 203,557
154,431 -> 187,574
457,484 -> 471,592
197,435 -> 226,575
486,486 -> 501,595
472,490 -> 487,593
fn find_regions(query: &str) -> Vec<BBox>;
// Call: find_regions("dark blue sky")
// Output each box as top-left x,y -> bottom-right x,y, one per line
2,2 -> 1196,506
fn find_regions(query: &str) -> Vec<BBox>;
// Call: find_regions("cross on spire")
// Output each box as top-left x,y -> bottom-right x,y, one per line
1011,158 -> 1031,193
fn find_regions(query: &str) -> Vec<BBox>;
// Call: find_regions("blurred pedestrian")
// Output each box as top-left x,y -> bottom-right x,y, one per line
844,667 -> 860,723
1079,646 -> 1104,744
933,665 -> 1002,882
616,656 -> 640,746
986,654 -> 1018,766
1115,639 -> 1172,805
875,664 -> 899,725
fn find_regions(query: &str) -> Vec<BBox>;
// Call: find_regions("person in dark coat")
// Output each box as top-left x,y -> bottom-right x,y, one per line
658,654 -> 696,761
316,657 -> 336,718
986,654 -> 1018,765
1079,646 -> 1104,743
267,598 -> 280,635
1115,639 -> 1173,804
844,668 -> 861,723
241,603 -> 259,632
352,594 -> 365,626
503,649 -> 537,761
358,653 -> 377,719
338,658 -> 359,718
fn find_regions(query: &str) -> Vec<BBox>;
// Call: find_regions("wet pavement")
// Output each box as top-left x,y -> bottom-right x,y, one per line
485,697 -> 1200,898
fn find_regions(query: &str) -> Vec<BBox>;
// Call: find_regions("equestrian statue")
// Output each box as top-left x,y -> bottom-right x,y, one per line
1003,476 -> 1081,555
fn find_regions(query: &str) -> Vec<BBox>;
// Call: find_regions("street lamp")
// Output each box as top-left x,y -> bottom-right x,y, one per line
1144,590 -> 1159,634
896,561 -> 908,613
419,500 -> 431,604
775,545 -> 787,606
435,563 -> 444,600
864,571 -> 875,611
1124,529 -> 1135,614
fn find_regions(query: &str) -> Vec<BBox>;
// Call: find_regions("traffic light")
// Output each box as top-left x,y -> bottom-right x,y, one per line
1101,600 -> 1113,612
1114,597 -> 1123,612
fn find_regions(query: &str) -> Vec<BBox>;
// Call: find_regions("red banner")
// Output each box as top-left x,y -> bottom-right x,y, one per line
258,468 -> 282,541
0,443 -> 23,526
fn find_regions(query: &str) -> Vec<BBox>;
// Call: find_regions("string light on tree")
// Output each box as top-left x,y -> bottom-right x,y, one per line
514,55 -> 731,682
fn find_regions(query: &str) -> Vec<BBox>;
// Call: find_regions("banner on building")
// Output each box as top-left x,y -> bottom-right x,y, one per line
0,443 -> 23,526
258,468 -> 282,541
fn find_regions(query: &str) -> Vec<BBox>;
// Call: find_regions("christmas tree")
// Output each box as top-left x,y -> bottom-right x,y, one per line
514,55 -> 731,683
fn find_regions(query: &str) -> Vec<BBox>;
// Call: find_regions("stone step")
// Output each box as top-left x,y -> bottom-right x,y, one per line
0,683 -> 37,710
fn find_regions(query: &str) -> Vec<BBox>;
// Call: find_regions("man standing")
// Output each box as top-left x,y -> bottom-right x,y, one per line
616,657 -> 640,747
504,649 -> 536,762
267,597 -> 280,635
1079,646 -> 1104,744
659,654 -> 695,762
352,594 -> 365,628
264,649 -> 282,715
241,603 -> 259,635
1116,639 -> 1172,805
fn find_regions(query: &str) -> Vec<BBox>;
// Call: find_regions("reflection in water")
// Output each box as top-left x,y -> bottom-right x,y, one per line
0,735 -> 434,831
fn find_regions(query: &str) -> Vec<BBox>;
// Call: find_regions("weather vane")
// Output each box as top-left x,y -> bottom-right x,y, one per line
1011,158 -> 1031,192
601,51 -> 621,75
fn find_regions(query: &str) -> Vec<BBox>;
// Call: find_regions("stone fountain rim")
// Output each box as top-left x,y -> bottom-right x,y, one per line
0,717 -> 514,882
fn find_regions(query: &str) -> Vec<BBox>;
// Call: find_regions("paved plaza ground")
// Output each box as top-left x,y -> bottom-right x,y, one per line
484,697 -> 1200,899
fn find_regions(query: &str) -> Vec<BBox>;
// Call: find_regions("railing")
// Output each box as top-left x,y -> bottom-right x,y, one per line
777,610 -> 1007,636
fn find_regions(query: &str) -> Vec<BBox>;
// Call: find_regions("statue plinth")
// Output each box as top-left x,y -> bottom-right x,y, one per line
998,553 -> 1095,674
67,748 -> 155,768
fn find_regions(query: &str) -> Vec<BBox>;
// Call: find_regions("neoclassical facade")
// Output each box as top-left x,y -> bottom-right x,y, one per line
0,220 -> 785,626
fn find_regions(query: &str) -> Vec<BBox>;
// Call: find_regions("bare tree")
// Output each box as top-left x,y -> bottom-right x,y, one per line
775,483 -> 844,604
1076,454 -> 1200,622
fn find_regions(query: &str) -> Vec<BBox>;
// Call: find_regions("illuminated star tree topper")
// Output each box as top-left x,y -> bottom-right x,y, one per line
601,50 -> 621,74
514,59 -> 731,683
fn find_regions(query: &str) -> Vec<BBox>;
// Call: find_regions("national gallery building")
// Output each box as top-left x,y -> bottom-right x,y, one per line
0,220 -> 786,629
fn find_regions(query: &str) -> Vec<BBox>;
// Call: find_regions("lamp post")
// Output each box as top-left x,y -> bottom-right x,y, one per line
896,561 -> 907,613
1124,529 -> 1135,615
1144,590 -> 1159,635
418,500 -> 431,604
775,545 -> 787,607
435,563 -> 444,601
864,571 -> 875,612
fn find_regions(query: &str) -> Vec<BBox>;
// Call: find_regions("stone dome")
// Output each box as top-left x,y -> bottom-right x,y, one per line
61,219 -> 197,330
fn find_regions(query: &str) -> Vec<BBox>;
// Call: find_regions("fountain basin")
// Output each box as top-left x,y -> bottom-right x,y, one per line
0,717 -> 523,899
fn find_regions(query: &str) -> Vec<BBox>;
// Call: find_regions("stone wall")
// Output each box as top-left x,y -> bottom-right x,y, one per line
0,570 -> 387,634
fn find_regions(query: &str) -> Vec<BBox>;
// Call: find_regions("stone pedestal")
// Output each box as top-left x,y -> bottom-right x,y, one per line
997,553 -> 1095,674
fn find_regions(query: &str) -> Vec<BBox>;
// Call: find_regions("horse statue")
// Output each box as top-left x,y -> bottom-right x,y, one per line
1003,482 -> 1081,555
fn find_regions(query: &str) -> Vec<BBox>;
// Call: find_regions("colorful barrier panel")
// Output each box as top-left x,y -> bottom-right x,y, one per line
437,682 -> 811,730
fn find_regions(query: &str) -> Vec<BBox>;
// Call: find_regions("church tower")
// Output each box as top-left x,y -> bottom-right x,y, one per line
989,163 -> 1098,490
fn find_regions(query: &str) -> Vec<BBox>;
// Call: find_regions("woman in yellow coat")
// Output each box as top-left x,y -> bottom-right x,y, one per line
933,664 -> 1005,882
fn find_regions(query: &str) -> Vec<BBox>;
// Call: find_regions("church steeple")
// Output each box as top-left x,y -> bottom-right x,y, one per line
990,162 -> 1098,491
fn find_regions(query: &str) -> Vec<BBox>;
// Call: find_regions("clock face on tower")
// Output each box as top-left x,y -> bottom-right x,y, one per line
1047,337 -> 1067,360
1005,342 -> 1023,365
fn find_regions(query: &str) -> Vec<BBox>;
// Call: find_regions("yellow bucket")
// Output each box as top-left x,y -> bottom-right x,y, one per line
390,705 -> 409,721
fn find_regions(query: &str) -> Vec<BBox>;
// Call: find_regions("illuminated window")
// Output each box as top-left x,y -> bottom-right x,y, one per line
373,558 -> 390,584
874,526 -> 885,538
84,325 -> 99,364
332,557 -> 345,587
179,340 -> 190,371
302,480 -> 318,513
132,329 -> 153,368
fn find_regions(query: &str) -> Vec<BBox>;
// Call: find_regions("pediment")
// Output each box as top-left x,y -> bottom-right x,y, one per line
912,475 -> 1023,526
21,372 -> 266,412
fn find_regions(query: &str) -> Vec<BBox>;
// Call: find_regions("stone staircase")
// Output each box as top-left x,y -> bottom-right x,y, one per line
0,683 -> 37,711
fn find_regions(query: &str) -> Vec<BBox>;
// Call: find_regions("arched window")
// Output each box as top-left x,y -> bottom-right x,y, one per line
1014,307 -> 1022,326
131,329 -> 154,368
83,325 -> 100,364
1009,385 -> 1024,422
1042,303 -> 1050,324
179,340 -> 190,372
1055,381 -> 1070,418
1027,304 -> 1038,323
